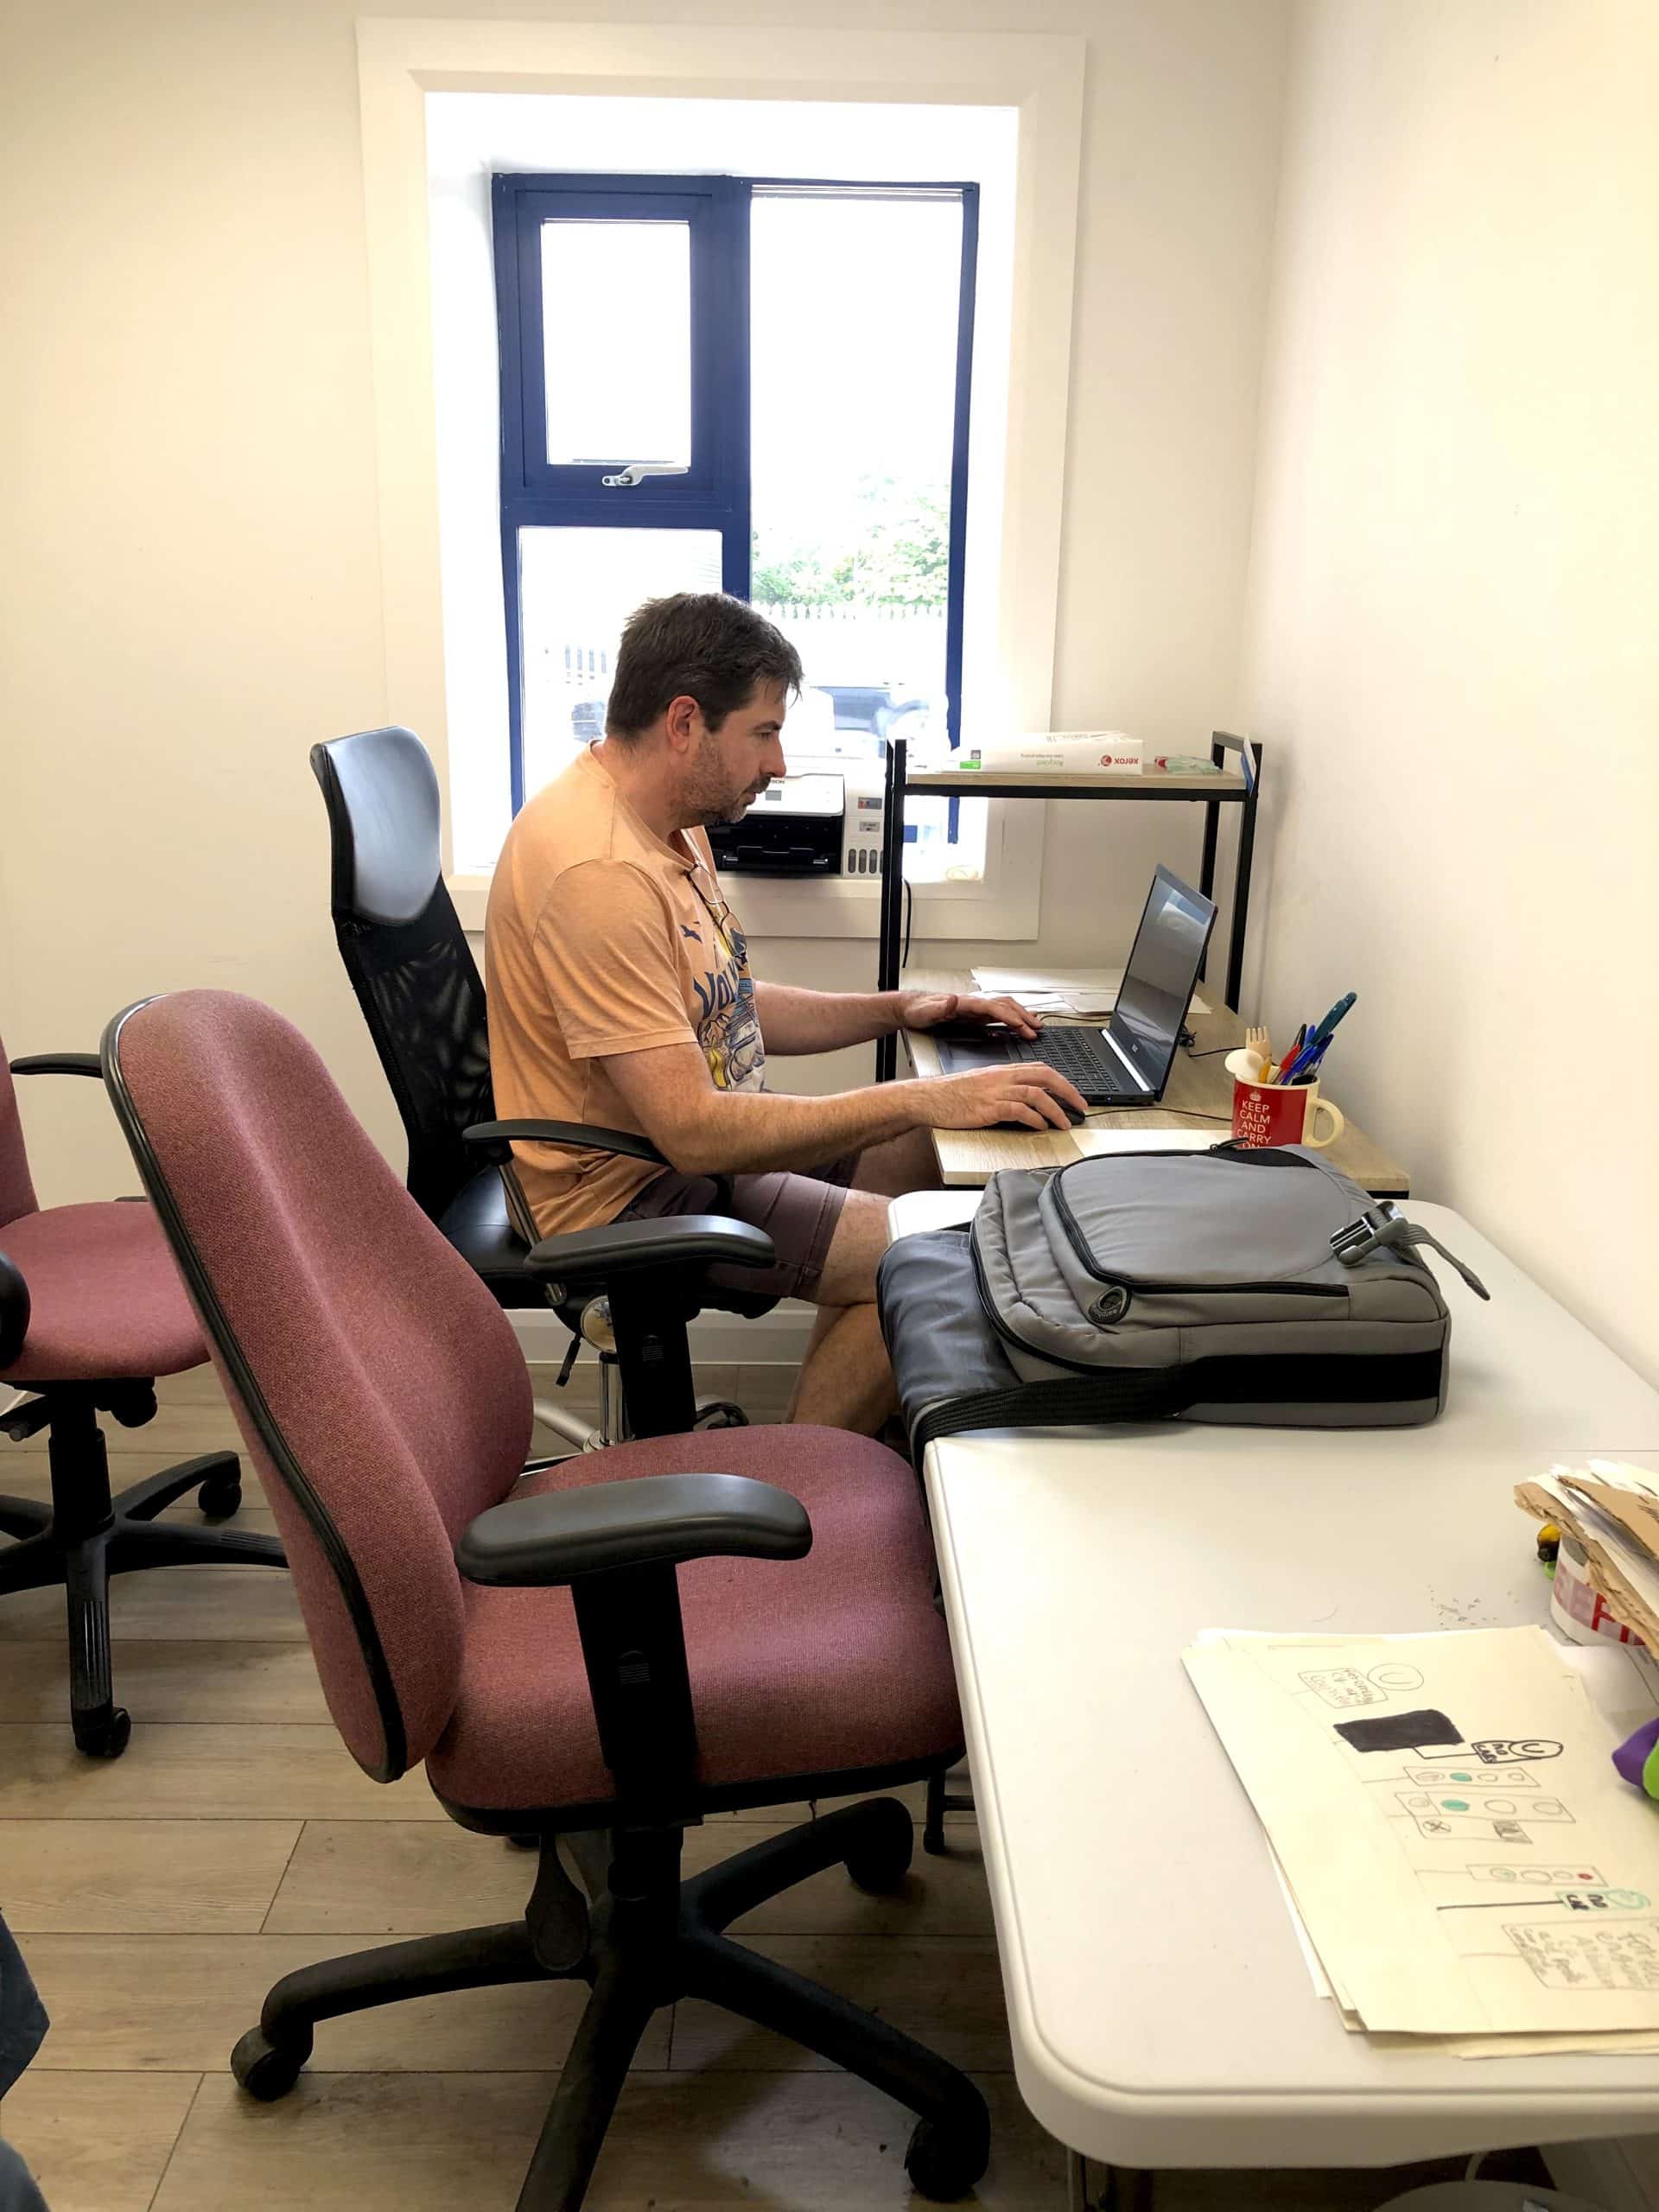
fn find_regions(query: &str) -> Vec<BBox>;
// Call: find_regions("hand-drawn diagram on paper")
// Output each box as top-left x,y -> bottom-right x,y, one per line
1184,1625 -> 1659,2039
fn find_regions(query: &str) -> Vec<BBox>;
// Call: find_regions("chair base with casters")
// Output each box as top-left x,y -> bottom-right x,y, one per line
0,1378 -> 284,1758
233,1798 -> 988,2208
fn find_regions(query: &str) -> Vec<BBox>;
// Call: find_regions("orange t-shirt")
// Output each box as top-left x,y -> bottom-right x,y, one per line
485,747 -> 766,1236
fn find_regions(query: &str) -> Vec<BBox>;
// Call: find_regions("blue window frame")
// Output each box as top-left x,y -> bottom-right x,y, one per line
493,171 -> 978,830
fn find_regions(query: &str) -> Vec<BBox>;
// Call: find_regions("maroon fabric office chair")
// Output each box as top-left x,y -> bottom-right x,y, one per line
0,1041 -> 284,1757
103,988 -> 988,2211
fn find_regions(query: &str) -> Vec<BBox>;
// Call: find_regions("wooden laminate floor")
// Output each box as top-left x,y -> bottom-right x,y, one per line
0,1367 -> 1551,2210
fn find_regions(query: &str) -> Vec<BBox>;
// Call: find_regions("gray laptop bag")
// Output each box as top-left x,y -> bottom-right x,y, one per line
876,1143 -> 1489,1454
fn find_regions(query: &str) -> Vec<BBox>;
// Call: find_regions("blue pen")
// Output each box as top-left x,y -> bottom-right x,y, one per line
1306,991 -> 1357,1051
1277,1032 -> 1327,1085
1291,1038 -> 1332,1086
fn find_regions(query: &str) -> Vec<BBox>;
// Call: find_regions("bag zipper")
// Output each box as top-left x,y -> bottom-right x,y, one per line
1048,1160 -> 1348,1300
969,1235 -> 1107,1373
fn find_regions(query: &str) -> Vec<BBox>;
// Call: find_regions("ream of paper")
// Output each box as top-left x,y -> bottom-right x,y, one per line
969,966 -> 1210,1018
1184,1625 -> 1659,2038
972,966 -> 1117,995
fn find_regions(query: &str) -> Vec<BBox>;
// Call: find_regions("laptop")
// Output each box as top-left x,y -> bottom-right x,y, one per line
933,865 -> 1217,1107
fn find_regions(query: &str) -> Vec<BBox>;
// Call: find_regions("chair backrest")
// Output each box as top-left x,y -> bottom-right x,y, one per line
104,989 -> 534,1782
0,1046 -> 40,1231
310,728 -> 494,1222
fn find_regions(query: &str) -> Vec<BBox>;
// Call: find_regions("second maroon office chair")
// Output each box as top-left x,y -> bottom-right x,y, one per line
103,988 -> 989,2209
0,1040 -> 283,1756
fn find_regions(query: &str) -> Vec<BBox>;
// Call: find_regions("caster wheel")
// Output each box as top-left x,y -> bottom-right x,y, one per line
694,1401 -> 748,1430
844,1799 -> 914,1895
73,1707 -> 130,1760
904,2112 -> 991,2201
198,1476 -> 242,1522
232,2025 -> 311,2102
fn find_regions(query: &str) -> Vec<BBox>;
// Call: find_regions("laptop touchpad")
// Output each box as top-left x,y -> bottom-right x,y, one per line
935,1033 -> 1020,1076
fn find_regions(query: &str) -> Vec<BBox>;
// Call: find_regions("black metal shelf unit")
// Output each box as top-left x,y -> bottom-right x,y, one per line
874,731 -> 1262,1082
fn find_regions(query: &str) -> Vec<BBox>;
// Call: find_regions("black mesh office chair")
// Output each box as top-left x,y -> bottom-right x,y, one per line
310,728 -> 769,1447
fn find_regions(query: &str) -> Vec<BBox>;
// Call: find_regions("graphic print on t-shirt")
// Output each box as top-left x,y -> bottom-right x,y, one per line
690,885 -> 765,1094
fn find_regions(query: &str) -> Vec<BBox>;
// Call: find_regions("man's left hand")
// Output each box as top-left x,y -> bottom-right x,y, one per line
899,990 -> 1041,1040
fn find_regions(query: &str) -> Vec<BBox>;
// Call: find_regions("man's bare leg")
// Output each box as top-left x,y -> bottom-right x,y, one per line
785,1190 -> 898,1432
850,1124 -> 942,1199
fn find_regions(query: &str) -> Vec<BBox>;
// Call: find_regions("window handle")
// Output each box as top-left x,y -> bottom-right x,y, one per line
600,462 -> 690,488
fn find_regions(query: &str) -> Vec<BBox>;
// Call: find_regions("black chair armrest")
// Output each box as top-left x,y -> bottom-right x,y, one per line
0,1250 -> 29,1370
526,1216 -> 774,1289
465,1118 -> 667,1169
9,1053 -> 101,1078
456,1471 -> 811,1587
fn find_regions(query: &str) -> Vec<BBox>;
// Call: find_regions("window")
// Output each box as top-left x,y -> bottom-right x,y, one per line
493,170 -> 979,868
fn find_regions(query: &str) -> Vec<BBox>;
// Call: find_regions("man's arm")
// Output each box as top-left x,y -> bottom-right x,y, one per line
751,980 -> 1042,1056
601,1039 -> 1086,1177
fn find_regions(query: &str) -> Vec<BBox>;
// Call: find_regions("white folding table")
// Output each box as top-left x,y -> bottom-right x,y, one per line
887,1195 -> 1659,2182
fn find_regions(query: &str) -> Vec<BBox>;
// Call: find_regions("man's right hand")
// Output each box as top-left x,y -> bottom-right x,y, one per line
917,1065 -> 1089,1132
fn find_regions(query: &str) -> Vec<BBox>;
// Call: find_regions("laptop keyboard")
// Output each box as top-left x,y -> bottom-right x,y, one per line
1009,1026 -> 1133,1096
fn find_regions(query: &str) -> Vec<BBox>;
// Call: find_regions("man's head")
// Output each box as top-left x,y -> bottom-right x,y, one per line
604,593 -> 804,827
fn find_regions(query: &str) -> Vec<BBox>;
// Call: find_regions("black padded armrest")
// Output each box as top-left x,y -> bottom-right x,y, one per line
456,1471 -> 811,1587
9,1053 -> 101,1078
0,1250 -> 29,1370
526,1215 -> 774,1287
465,1118 -> 666,1169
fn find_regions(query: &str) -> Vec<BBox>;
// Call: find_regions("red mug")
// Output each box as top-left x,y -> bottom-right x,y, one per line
1230,1076 -> 1344,1150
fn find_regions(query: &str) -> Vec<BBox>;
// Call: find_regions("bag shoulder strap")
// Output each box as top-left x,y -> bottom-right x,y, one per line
910,1349 -> 1446,1455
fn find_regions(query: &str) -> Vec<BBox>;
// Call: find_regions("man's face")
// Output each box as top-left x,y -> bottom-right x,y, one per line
680,683 -> 791,826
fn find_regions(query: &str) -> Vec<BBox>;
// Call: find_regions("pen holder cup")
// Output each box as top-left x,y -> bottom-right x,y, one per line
1230,1075 -> 1344,1151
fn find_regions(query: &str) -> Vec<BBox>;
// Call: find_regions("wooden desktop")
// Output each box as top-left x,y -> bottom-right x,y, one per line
899,968 -> 1409,1195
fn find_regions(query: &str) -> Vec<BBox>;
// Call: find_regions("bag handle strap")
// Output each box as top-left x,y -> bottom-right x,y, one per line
1330,1202 -> 1491,1301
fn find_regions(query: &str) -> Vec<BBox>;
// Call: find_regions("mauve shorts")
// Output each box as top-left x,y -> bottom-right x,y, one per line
613,1154 -> 861,1302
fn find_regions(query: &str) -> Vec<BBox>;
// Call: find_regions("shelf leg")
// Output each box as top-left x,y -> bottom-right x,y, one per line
875,735 -> 907,1083
1225,738 -> 1261,1013
1197,734 -> 1224,984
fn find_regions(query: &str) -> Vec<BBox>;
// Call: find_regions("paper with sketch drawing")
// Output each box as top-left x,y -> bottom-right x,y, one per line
1184,1625 -> 1659,2037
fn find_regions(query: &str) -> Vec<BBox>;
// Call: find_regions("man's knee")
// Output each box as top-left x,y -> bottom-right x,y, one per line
812,1189 -> 891,1307
851,1125 -> 939,1200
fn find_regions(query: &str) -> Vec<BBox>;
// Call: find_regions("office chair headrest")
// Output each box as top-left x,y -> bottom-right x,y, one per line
311,726 -> 442,928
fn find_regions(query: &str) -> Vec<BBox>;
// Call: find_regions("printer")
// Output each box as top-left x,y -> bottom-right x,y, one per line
707,757 -> 888,877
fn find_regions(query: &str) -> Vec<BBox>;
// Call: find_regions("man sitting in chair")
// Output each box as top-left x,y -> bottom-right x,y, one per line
486,592 -> 1084,1434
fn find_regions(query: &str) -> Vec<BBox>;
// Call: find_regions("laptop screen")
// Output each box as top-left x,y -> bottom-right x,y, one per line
1108,866 -> 1217,1090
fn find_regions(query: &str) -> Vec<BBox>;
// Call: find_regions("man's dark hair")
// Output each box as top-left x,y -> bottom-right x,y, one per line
605,592 -> 803,740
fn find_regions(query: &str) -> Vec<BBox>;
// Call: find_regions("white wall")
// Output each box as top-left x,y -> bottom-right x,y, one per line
1236,0 -> 1659,1381
0,0 -> 1289,1194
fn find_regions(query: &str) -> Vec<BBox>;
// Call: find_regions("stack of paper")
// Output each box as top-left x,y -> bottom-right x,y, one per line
1517,1460 -> 1659,1649
969,966 -> 1211,1019
1185,1625 -> 1659,2057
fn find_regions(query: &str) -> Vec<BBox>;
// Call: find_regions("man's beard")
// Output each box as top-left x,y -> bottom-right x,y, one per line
685,744 -> 769,825
686,787 -> 753,827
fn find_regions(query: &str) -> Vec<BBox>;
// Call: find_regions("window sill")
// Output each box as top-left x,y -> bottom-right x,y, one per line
448,856 -> 1039,942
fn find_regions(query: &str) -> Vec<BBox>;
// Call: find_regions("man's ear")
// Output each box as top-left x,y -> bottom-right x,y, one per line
662,694 -> 702,753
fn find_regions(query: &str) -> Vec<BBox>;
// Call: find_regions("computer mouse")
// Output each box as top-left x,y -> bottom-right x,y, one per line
990,1103 -> 1085,1130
